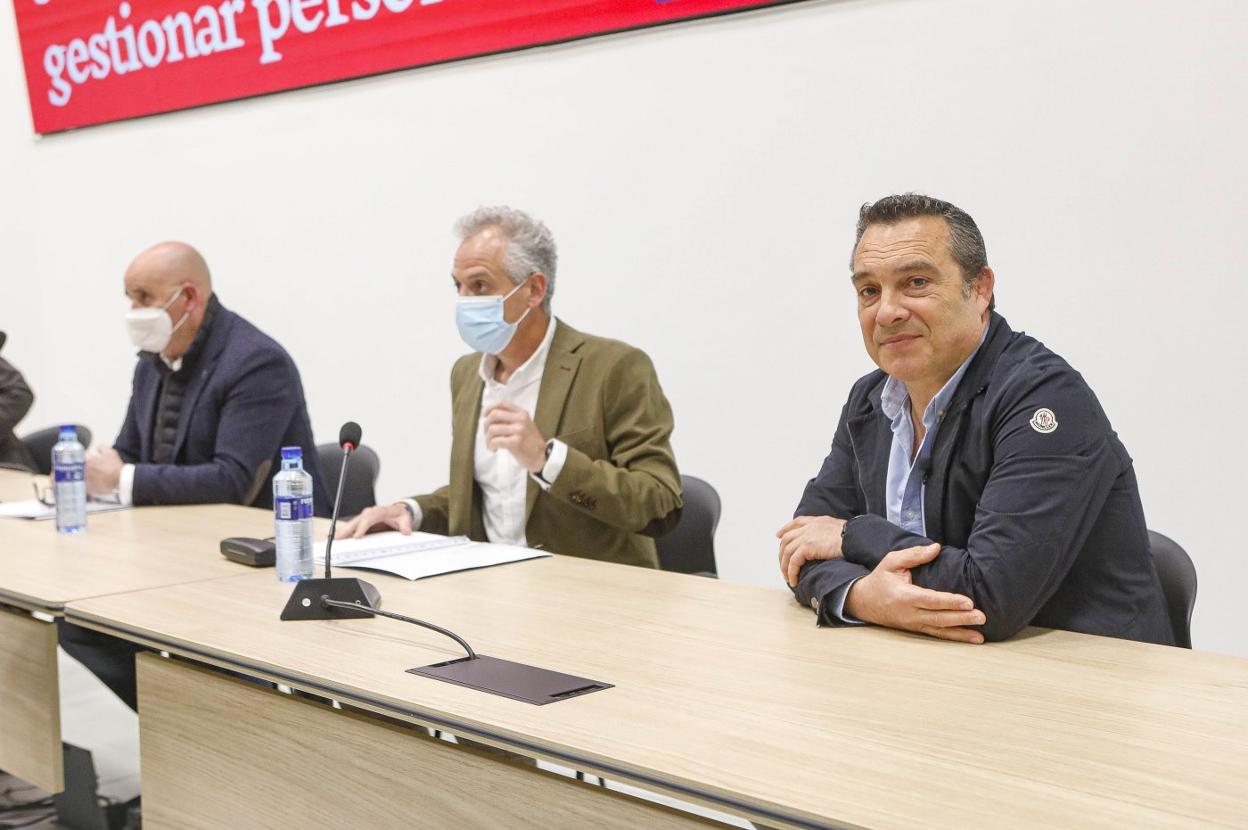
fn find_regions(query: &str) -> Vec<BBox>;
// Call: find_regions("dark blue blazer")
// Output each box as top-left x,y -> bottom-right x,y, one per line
114,302 -> 330,516
793,313 -> 1174,645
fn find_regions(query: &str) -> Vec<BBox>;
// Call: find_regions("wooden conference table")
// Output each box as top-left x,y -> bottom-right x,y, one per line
0,468 -> 275,793
4,468 -> 1248,828
67,556 -> 1248,828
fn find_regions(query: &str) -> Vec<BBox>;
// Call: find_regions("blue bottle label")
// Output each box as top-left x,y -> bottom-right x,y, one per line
275,496 -> 313,521
53,465 -> 84,483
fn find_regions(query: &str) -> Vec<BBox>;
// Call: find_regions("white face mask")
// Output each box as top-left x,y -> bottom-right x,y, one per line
126,286 -> 188,353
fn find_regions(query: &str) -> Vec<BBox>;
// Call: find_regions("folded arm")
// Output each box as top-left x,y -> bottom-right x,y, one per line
839,371 -> 1123,641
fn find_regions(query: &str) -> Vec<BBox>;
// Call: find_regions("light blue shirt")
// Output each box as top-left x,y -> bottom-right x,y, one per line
825,331 -> 986,623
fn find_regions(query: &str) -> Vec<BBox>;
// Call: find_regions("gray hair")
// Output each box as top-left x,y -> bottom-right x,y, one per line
853,193 -> 994,312
455,206 -> 557,313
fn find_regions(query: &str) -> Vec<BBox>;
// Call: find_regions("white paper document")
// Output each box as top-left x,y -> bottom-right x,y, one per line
314,530 -> 549,581
0,499 -> 131,520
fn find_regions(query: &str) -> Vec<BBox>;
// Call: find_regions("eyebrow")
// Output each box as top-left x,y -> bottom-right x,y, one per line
851,260 -> 937,282
453,267 -> 492,282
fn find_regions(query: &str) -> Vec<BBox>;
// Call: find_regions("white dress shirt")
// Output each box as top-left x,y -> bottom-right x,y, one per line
402,318 -> 567,545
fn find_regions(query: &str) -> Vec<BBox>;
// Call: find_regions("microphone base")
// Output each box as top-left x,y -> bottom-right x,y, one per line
280,577 -> 382,621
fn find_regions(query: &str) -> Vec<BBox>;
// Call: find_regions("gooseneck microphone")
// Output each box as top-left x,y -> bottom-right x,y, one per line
324,421 -> 363,580
280,421 -> 382,621
280,421 -> 611,703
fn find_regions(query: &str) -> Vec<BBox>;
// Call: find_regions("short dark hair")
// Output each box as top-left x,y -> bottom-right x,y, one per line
853,193 -> 994,312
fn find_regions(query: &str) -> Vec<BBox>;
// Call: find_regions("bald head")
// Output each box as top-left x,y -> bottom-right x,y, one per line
124,242 -> 214,359
125,241 -> 212,298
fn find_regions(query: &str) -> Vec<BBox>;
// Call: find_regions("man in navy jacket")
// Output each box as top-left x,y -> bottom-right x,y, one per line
64,241 -> 329,711
777,195 -> 1173,646
84,241 -> 329,511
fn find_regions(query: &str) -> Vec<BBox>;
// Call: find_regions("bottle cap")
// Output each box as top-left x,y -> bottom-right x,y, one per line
280,446 -> 302,461
59,425 -> 78,439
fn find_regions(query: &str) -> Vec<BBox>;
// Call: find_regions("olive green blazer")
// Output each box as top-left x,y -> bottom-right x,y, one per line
413,320 -> 682,568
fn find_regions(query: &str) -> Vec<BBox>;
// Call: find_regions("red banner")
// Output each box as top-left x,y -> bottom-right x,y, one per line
13,0 -> 796,134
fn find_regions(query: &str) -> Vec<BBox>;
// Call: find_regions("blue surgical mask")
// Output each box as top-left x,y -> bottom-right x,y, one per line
455,280 -> 531,354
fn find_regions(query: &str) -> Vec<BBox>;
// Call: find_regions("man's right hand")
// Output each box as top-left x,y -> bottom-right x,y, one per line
845,543 -> 987,644
335,503 -> 413,539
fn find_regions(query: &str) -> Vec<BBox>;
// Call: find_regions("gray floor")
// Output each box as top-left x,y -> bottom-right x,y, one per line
2,649 -> 749,828
56,649 -> 142,802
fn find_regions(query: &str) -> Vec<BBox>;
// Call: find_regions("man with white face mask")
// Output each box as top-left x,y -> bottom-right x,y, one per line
84,241 -> 328,512
63,241 -> 329,712
337,207 -> 683,568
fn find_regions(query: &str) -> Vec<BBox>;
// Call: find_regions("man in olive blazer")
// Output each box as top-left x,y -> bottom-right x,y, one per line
340,207 -> 682,567
417,320 -> 679,566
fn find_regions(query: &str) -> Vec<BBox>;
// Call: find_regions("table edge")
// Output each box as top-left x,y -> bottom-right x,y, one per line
65,607 -> 850,830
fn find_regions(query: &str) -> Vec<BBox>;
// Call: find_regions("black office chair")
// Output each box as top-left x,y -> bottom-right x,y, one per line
655,475 -> 721,578
21,425 -> 93,476
316,443 -> 381,518
1148,529 -> 1197,649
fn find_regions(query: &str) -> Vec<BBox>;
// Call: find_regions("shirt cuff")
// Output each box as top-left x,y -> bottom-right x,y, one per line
530,439 -> 568,492
118,464 -> 135,507
825,577 -> 867,625
398,499 -> 424,530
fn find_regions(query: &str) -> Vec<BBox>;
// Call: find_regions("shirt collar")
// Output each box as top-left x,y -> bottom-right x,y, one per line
478,315 -> 557,387
880,325 -> 989,427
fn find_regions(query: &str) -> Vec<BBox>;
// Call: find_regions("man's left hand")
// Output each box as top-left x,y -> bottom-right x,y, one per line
777,515 -> 846,587
85,446 -> 124,497
483,401 -> 547,473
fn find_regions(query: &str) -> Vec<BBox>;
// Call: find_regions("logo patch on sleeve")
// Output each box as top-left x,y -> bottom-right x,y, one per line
1030,408 -> 1058,434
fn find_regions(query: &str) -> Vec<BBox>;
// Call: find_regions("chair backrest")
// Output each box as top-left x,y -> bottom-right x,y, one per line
316,443 -> 381,518
1148,529 -> 1197,649
21,425 -> 93,476
655,475 -> 721,577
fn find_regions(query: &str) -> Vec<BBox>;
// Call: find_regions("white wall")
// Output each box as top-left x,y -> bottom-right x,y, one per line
2,0 -> 1245,655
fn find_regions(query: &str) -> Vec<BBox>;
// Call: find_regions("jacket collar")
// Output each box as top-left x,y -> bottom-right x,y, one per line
526,319 -> 585,523
948,312 -> 1013,410
140,294 -> 223,377
850,312 -> 1014,515
863,312 -> 1013,415
169,298 -> 232,459
532,319 -> 585,437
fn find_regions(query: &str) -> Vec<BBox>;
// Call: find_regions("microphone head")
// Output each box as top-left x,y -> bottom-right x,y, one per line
339,421 -> 362,450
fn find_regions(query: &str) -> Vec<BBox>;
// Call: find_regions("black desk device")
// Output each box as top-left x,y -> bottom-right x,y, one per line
220,537 -> 275,567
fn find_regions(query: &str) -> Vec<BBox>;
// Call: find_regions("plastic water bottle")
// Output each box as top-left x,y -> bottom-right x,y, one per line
274,446 -> 314,582
52,425 -> 87,534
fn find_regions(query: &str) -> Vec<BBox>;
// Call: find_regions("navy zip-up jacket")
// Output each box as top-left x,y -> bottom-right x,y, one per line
114,299 -> 330,516
793,313 -> 1174,645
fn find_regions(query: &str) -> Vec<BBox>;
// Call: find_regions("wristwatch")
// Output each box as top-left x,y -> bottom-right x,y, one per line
533,440 -> 555,484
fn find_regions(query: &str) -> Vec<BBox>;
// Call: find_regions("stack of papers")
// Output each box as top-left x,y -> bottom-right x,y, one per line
315,530 -> 549,581
0,499 -> 131,521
